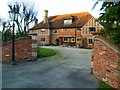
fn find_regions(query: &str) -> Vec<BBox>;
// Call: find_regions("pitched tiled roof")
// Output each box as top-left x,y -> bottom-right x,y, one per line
30,12 -> 93,30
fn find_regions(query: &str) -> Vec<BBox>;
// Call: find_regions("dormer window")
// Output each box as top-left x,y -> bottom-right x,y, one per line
64,19 -> 72,25
41,29 -> 46,32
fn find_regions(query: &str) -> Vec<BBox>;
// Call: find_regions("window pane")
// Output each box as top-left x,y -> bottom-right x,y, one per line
77,38 -> 81,41
54,30 -> 57,33
64,20 -> 72,25
89,27 -> 96,32
41,29 -> 46,32
41,38 -> 45,42
88,38 -> 93,44
64,37 -> 68,41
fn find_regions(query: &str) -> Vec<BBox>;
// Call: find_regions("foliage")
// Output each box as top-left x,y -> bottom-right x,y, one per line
8,2 -> 38,34
1,2 -> 38,43
93,1 -> 120,44
37,48 -> 55,57
2,29 -> 12,43
99,81 -> 116,90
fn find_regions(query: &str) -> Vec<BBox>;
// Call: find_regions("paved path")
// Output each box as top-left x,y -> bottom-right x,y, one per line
2,46 -> 99,88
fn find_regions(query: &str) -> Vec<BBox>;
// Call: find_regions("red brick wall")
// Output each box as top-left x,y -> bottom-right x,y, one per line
92,37 -> 120,89
1,36 -> 37,62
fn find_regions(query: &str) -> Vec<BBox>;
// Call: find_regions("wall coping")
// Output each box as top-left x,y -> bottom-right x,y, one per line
1,36 -> 31,46
95,37 -> 120,54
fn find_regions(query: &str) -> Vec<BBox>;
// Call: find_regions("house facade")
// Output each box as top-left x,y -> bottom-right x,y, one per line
29,10 -> 103,48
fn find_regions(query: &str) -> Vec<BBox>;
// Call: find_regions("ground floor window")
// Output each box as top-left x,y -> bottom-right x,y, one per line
77,38 -> 82,42
41,38 -> 45,42
64,37 -> 69,42
88,38 -> 93,45
71,38 -> 75,42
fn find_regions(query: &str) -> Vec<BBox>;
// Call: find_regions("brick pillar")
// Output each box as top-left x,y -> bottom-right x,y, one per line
30,34 -> 38,60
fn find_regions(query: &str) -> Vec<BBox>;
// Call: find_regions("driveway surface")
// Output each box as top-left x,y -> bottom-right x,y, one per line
2,46 -> 99,88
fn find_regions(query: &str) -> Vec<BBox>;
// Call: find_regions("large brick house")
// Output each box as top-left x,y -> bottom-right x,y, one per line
29,10 -> 103,48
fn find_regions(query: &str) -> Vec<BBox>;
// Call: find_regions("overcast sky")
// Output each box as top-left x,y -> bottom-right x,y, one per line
0,0 -> 103,22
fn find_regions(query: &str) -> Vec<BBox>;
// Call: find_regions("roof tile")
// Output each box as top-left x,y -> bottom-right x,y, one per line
29,12 -> 93,30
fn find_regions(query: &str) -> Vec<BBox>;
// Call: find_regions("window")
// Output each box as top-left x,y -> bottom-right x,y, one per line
36,30 -> 38,34
53,30 -> 57,33
77,28 -> 81,32
71,29 -> 74,32
64,19 -> 72,25
31,36 -> 37,40
41,38 -> 45,42
77,38 -> 82,42
88,38 -> 93,45
63,29 -> 67,32
32,30 -> 34,33
88,27 -> 96,33
41,29 -> 46,32
71,38 -> 75,42
64,37 -> 68,42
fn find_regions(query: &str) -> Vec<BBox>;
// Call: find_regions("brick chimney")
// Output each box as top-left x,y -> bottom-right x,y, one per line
43,10 -> 48,24
34,18 -> 38,26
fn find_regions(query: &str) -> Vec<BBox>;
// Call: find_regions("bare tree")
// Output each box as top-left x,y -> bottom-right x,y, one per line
8,2 -> 38,35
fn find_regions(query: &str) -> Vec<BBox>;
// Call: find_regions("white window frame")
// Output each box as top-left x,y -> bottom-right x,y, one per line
88,26 -> 96,33
71,38 -> 75,42
41,29 -> 46,32
31,36 -> 37,40
64,19 -> 72,25
64,37 -> 69,42
87,38 -> 94,45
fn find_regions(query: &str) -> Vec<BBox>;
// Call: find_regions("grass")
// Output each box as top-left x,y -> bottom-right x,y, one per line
98,81 -> 116,90
37,47 -> 55,57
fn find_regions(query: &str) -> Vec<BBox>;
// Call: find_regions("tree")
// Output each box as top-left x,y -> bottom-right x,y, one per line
1,2 -> 38,43
93,1 -> 120,44
8,2 -> 38,35
2,28 -> 12,43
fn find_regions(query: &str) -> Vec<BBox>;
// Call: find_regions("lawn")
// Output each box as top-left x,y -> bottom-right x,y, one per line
37,47 -> 55,57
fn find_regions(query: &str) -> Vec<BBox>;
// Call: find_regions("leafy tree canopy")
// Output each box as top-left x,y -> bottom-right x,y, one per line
93,1 -> 120,44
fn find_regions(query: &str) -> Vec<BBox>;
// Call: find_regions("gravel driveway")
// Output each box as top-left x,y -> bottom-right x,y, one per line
2,46 -> 99,88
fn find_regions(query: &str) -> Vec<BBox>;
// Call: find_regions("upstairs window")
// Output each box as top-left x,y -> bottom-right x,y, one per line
31,36 -> 37,40
64,19 -> 72,25
71,29 -> 74,32
77,28 -> 81,32
88,27 -> 96,33
62,29 -> 68,32
53,30 -> 57,33
41,29 -> 46,32
41,38 -> 45,42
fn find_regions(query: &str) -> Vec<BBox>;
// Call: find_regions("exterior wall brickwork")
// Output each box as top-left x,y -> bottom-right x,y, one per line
92,37 -> 120,89
29,17 -> 103,48
1,36 -> 37,62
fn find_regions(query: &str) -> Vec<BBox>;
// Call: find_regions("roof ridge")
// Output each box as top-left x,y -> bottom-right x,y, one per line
49,11 -> 90,17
